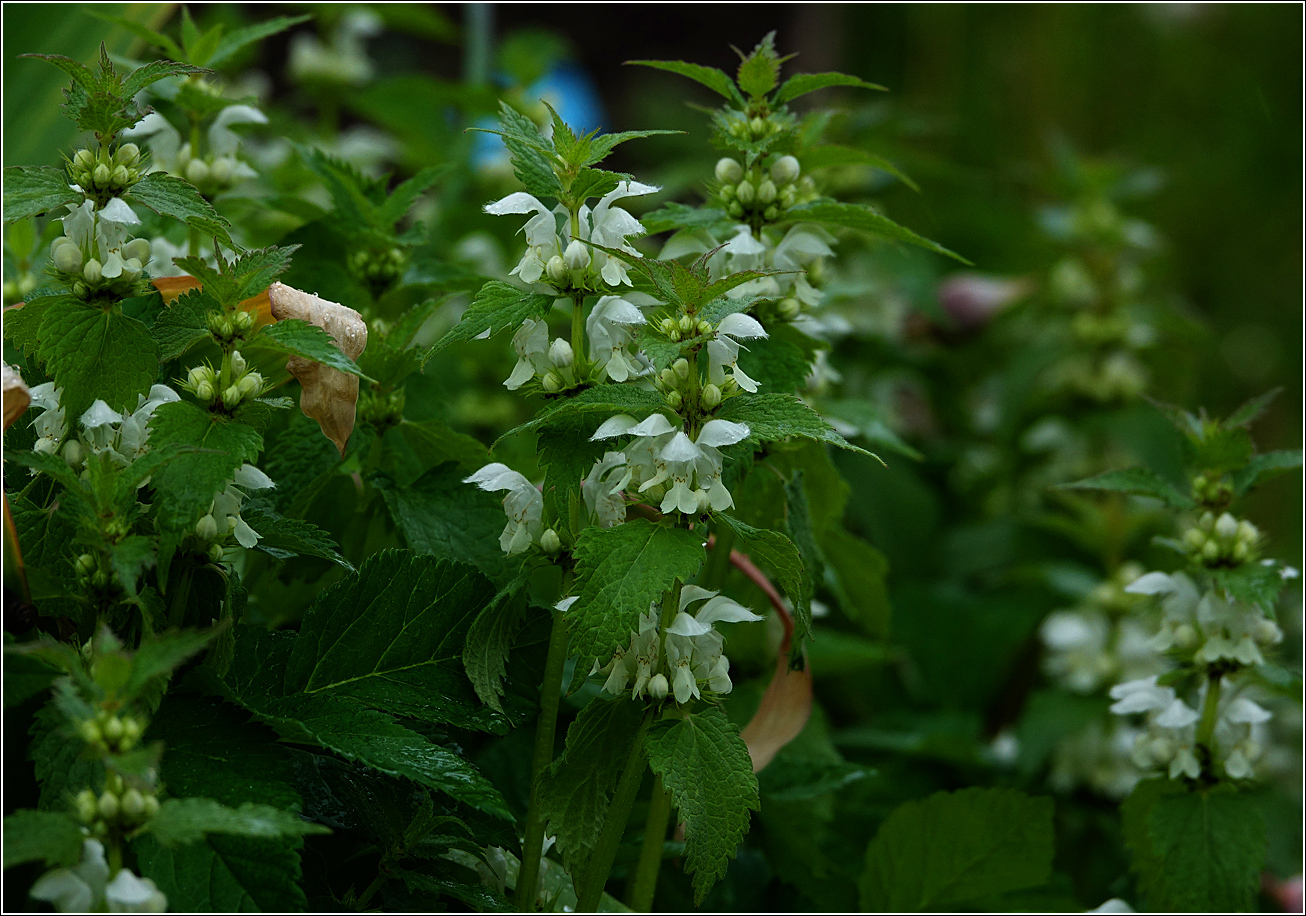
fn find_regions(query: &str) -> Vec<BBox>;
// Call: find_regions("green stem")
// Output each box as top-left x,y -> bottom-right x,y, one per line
576,710 -> 654,913
167,569 -> 192,629
355,868 -> 388,911
1195,672 -> 1224,767
515,588 -> 573,911
626,774 -> 672,911
571,291 -> 586,375
106,837 -> 123,877
700,524 -> 736,590
462,3 -> 493,86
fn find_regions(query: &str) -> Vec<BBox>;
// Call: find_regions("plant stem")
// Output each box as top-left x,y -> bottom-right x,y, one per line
355,869 -> 388,911
1195,671 -> 1224,767
626,773 -> 672,911
106,837 -> 123,877
576,710 -> 654,913
515,588 -> 573,912
167,569 -> 191,629
571,291 -> 586,375
700,524 -> 736,590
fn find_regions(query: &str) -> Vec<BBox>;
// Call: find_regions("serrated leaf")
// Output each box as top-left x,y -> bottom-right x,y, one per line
86,12 -> 184,60
773,72 -> 887,105
639,203 -> 732,235
645,707 -> 760,904
378,165 -> 445,227
150,287 -> 219,361
538,696 -> 646,874
715,513 -> 807,638
716,393 -> 868,454
1122,780 -> 1266,912
231,245 -> 298,302
786,200 -> 970,264
126,173 -> 232,248
208,14 -> 312,68
2,166 -> 81,222
2,809 -> 84,869
146,798 -> 329,846
627,59 -> 742,103
1231,449 -> 1302,496
463,576 -> 529,713
397,867 -> 513,912
737,39 -> 781,98
568,519 -> 706,660
1223,387 -> 1281,430
148,403 -> 261,533
1211,562 -> 1284,614
1060,466 -> 1195,509
1194,425 -> 1255,475
495,383 -> 669,445
249,318 -> 369,378
584,129 -> 682,167
426,281 -> 557,358
241,506 -> 352,569
222,626 -> 511,818
782,472 -> 819,652
134,833 -> 308,912
126,627 -> 221,697
120,59 -> 208,100
859,787 -> 1054,911
4,653 -> 60,708
799,145 -> 919,191
35,298 -> 158,420
818,527 -> 891,640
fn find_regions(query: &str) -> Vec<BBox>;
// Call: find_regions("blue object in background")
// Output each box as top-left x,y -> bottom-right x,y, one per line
472,62 -> 606,170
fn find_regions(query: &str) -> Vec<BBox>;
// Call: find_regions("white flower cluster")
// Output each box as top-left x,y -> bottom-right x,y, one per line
465,464 -> 545,555
1110,675 -> 1271,780
593,586 -> 762,704
194,464 -> 276,551
1125,571 -> 1283,669
50,199 -> 153,295
1046,719 -> 1145,799
125,104 -> 267,195
589,415 -> 750,516
28,383 -> 179,472
485,181 -> 658,291
30,838 -> 165,912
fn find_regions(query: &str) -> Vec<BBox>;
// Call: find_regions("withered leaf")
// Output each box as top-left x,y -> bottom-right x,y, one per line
3,363 -> 31,431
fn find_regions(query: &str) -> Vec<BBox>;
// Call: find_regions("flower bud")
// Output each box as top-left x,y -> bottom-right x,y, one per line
540,528 -> 561,555
143,794 -> 160,818
123,258 -> 143,281
210,157 -> 235,185
196,514 -> 219,541
93,163 -> 111,186
208,543 -> 224,562
757,179 -> 777,204
694,489 -> 711,514
1236,520 -> 1259,544
666,390 -> 683,410
701,383 -> 722,408
1173,624 -> 1198,650
541,371 -> 563,393
735,180 -> 755,205
721,375 -> 738,393
726,201 -> 744,219
1201,540 -> 1221,562
75,788 -> 98,824
78,719 -> 102,745
763,205 -> 779,221
123,238 -> 152,264
187,365 -> 210,389
74,149 -> 95,170
62,439 -> 84,468
114,143 -> 140,166
679,315 -> 696,333
230,350 -> 247,375
718,183 -> 736,201
76,553 -> 97,575
1214,513 -> 1238,541
548,338 -> 574,368
186,159 -> 210,185
1198,511 -> 1215,531
52,238 -> 83,273
648,672 -> 669,700
696,319 -> 712,335
83,258 -> 103,283
771,155 -> 800,185
34,436 -> 58,456
1182,528 -> 1205,551
122,717 -> 143,743
749,116 -> 766,136
237,373 -> 262,398
669,328 -> 682,342
111,165 -> 129,187
233,309 -> 254,332
779,297 -> 801,320
546,254 -> 567,285
564,239 -> 590,271
659,368 -> 677,389
98,791 -> 120,820
121,788 -> 145,820
1149,736 -> 1174,762
222,385 -> 242,410
715,157 -> 743,184
102,716 -> 124,743
1231,541 -> 1249,562
673,358 -> 690,380
779,186 -> 798,208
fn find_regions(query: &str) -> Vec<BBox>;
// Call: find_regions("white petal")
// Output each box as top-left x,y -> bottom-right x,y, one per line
556,596 -> 578,612
80,400 -> 122,429
1225,697 -> 1272,724
679,585 -> 717,611
666,611 -> 712,637
1124,571 -> 1177,595
209,104 -> 268,156
1155,698 -> 1199,729
628,414 -> 676,437
591,414 -> 639,440
105,870 -> 162,910
696,419 -> 750,448
98,197 -> 141,226
233,463 -> 275,490
485,191 -> 550,216
697,596 -> 764,626
659,432 -> 701,464
717,312 -> 768,340
233,517 -> 261,548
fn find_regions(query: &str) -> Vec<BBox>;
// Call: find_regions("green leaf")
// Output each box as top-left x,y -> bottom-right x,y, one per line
396,867 -> 513,912
639,203 -> 732,235
785,201 -> 970,264
151,288 -> 219,361
1231,449 -> 1302,496
230,245 -> 298,302
1060,466 -> 1195,509
126,627 -> 221,697
86,12 -> 184,60
538,696 -> 646,874
222,626 -> 512,818
2,166 -> 81,222
3,652 -> 60,708
29,706 -> 99,812
134,834 -> 308,912
773,72 -> 887,105
241,506 -> 353,570
645,707 -> 760,904
372,464 -> 509,580
249,319 -> 369,378
125,173 -> 232,248
736,33 -> 782,98
147,798 -> 328,847
208,14 -> 313,68
2,809 -> 84,869
859,787 -> 1055,911
463,576 -> 529,714
120,59 -> 208,100
284,549 -> 502,731
425,281 -> 557,358
494,383 -> 669,445
568,519 -> 706,660
1210,562 -> 1284,614
627,59 -> 742,104
378,165 -> 445,227
782,472 -> 820,651
486,102 -> 564,200
35,298 -> 158,420
799,145 -> 919,191
1223,387 -> 1281,429
584,129 -> 682,167
1122,780 -> 1266,912
818,527 -> 891,640
717,393 -> 869,454
715,513 -> 807,637
148,401 -> 262,535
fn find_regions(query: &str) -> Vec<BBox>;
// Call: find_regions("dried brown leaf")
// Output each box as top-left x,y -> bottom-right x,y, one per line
268,281 -> 368,455
3,363 -> 31,431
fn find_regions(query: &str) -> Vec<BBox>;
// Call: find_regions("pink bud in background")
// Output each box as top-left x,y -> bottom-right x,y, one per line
937,273 -> 1033,331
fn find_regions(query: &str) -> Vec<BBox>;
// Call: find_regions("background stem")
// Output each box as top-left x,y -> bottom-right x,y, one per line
626,773 -> 672,911
576,710 -> 653,912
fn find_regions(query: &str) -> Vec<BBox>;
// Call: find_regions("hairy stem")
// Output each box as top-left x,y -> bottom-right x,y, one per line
515,587 -> 573,911
1195,671 -> 1224,770
576,709 -> 654,912
571,290 -> 586,376
626,773 -> 672,911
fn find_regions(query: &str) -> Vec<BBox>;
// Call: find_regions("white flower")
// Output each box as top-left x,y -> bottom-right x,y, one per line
210,464 -> 276,549
1041,609 -> 1112,693
125,105 -> 266,189
486,193 -> 564,285
28,382 -> 67,455
587,295 -> 649,382
29,839 -> 111,912
707,312 -> 768,393
465,463 -> 544,554
105,869 -> 168,912
504,318 -> 552,389
586,181 -> 659,286
582,451 -> 629,527
57,199 -> 148,284
288,9 -> 382,87
1109,676 -> 1175,716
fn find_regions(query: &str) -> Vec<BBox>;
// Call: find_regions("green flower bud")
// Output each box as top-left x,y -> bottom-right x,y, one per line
659,368 -> 677,389
110,165 -> 130,187
721,375 -> 738,393
73,280 -> 89,297
97,791 -> 120,821
701,383 -> 722,408
666,390 -> 683,410
660,318 -> 677,335
78,719 -> 102,745
208,543 -> 224,562
757,179 -> 777,204
143,794 -> 160,818
1201,540 -> 1221,562
187,365 -> 211,389
715,157 -> 744,184
120,788 -> 145,820
779,186 -> 798,208
122,717 -> 144,743
718,183 -> 736,201
1198,511 -> 1215,531
52,238 -> 83,273
196,514 -> 219,541
74,149 -> 95,170
679,315 -> 696,333
233,309 -> 255,332
669,328 -> 682,342
1173,624 -> 1198,650
186,159 -> 210,185
771,155 -> 801,185
1236,520 -> 1259,544
177,142 -> 193,168
540,528 -> 561,555
237,373 -> 263,399
63,439 -> 85,468
83,258 -> 103,284
102,716 -> 124,743
222,385 -> 242,410
735,180 -> 755,205
210,157 -> 235,185
75,789 -> 99,824
779,297 -> 801,320
114,143 -> 140,166
726,201 -> 744,219
230,350 -> 247,375
673,358 -> 690,380
546,255 -> 568,285
122,258 -> 143,281
648,672 -> 669,700
93,163 -> 111,186
1231,541 -> 1249,562
1214,513 -> 1238,541
195,380 -> 216,404
1182,528 -> 1206,551
749,116 -> 766,136
763,205 -> 779,221
549,338 -> 574,368
542,371 -> 563,392
564,239 -> 590,271
76,553 -> 97,575
1254,619 -> 1282,645
696,319 -> 712,336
